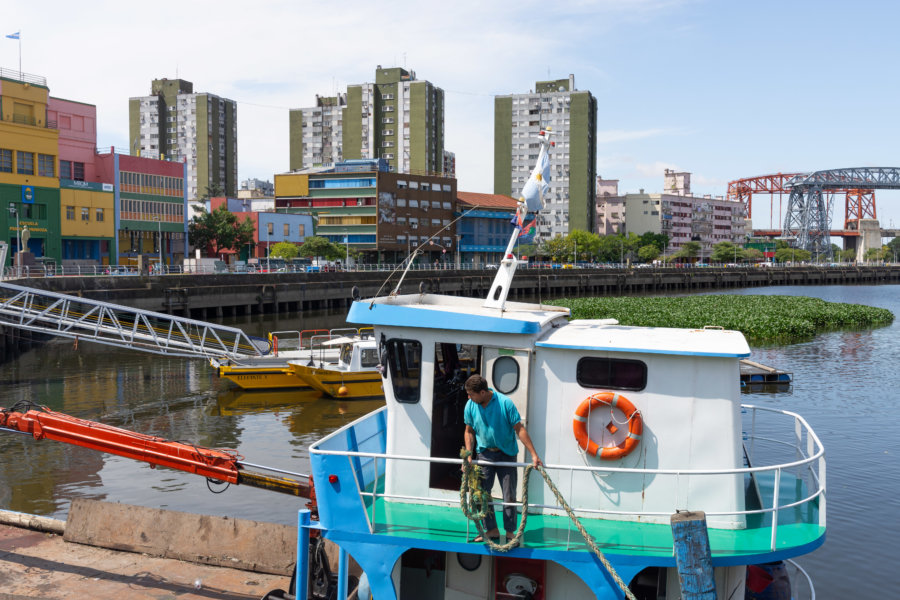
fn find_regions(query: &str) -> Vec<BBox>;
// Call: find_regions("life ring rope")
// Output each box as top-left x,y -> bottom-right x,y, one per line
572,392 -> 643,460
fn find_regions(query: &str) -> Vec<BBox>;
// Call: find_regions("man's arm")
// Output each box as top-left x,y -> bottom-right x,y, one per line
514,422 -> 542,467
464,424 -> 476,463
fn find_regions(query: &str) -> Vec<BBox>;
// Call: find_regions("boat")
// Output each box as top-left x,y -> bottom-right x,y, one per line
211,328 -> 364,390
298,130 -> 825,599
287,334 -> 384,399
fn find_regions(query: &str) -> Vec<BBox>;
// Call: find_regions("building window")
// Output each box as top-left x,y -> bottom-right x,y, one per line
0,149 -> 11,173
81,207 -> 90,221
59,160 -> 71,179
66,206 -> 75,220
38,154 -> 55,177
95,208 -> 104,222
73,162 -> 85,181
16,151 -> 34,175
283,223 -> 290,236
267,222 -> 273,235
298,224 -> 305,236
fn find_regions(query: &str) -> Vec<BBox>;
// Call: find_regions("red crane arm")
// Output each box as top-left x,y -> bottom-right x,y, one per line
1,407 -> 242,482
0,405 -> 313,500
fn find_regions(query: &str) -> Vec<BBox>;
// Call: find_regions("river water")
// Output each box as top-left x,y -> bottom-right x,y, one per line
1,285 -> 897,597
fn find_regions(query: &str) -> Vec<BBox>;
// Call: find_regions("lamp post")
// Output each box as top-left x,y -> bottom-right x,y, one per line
8,204 -> 19,276
265,223 -> 270,272
152,216 -> 162,272
344,228 -> 349,271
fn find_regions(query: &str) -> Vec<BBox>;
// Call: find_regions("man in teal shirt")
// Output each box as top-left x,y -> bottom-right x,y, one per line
463,374 -> 542,544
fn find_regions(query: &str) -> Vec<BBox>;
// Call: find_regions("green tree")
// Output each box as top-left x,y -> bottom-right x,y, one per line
743,248 -> 764,262
864,246 -> 886,262
885,237 -> 900,262
711,241 -> 745,264
774,247 -> 811,263
299,236 -> 338,263
200,183 -> 225,201
188,206 -> 253,256
672,241 -> 701,260
568,230 -> 601,262
270,241 -> 300,260
541,235 -> 569,262
838,248 -> 856,263
637,244 -> 660,263
638,232 -> 669,253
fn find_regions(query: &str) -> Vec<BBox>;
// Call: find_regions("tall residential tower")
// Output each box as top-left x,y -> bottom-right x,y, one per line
494,75 -> 597,242
129,78 -> 237,201
289,67 -> 445,176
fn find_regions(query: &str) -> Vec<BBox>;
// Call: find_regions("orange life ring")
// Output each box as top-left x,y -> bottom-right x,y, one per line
572,392 -> 643,460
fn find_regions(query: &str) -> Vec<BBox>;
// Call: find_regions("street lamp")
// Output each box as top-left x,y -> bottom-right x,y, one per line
152,216 -> 162,272
343,228 -> 349,271
265,222 -> 270,272
8,204 -> 19,276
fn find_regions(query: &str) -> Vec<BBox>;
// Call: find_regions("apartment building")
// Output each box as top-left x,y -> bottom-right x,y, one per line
289,67 -> 445,176
129,78 -> 237,201
494,74 -> 597,242
598,170 -> 747,259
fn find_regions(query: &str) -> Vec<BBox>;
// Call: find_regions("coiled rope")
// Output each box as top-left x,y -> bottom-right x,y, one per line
459,448 -> 637,600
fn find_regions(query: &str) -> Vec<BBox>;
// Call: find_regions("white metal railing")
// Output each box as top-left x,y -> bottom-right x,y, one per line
310,404 -> 825,552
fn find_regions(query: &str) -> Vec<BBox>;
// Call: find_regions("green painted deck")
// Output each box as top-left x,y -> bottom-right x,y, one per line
360,470 -> 823,564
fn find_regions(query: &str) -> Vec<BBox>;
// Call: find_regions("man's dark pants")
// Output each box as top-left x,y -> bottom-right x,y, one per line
477,449 -> 517,533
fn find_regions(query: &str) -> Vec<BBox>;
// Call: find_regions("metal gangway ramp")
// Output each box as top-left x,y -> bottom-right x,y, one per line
0,282 -> 268,360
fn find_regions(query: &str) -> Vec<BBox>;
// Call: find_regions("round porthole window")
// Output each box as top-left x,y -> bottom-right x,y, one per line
456,552 -> 482,572
492,356 -> 519,395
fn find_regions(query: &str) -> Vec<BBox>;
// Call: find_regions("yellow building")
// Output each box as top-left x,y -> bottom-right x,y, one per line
0,72 -> 61,264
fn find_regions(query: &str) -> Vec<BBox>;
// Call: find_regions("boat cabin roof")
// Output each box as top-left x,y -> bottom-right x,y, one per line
348,294 -> 569,334
539,320 -> 751,358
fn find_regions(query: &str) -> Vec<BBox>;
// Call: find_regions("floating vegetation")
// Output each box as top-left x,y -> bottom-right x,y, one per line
556,295 -> 894,343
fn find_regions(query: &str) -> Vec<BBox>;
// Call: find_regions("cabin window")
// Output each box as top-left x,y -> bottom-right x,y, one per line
491,356 -> 519,394
576,357 -> 647,391
360,348 -> 379,367
387,339 -> 422,403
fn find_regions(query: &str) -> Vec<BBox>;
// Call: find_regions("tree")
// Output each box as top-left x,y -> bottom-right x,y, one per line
774,247 -> 811,263
671,241 -> 701,261
638,232 -> 669,253
864,246 -> 886,262
885,237 -> 900,262
298,236 -> 338,263
270,241 -> 300,260
838,248 -> 856,263
637,244 -> 660,263
200,183 -> 224,201
743,248 -> 764,262
541,235 -> 569,262
188,206 -> 254,256
710,241 -> 745,264
567,230 -> 602,262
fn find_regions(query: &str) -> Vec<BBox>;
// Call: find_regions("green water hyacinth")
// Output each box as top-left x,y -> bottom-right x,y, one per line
556,295 -> 894,344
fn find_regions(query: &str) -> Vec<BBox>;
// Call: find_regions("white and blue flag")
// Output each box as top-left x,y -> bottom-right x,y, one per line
6,32 -> 20,40
519,132 -> 551,212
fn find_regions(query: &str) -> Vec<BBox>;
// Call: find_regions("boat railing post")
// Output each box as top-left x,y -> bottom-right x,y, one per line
337,546 -> 349,600
297,509 -> 311,600
770,469 -> 781,551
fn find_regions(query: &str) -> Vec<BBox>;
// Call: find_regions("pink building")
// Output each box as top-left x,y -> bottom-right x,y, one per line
48,98 -> 99,182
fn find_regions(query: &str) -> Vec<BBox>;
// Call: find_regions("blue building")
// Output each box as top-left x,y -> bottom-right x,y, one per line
456,192 -> 520,264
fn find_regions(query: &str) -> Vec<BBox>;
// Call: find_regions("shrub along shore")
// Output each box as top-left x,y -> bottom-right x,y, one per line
556,295 -> 895,344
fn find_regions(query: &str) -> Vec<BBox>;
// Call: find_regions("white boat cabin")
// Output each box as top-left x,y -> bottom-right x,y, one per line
347,293 -> 752,529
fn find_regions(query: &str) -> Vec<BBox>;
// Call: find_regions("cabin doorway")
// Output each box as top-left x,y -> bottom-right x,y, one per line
429,342 -> 480,490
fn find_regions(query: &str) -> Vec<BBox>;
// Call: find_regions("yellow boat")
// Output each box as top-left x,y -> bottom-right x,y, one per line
211,329 -> 360,390
288,336 -> 384,399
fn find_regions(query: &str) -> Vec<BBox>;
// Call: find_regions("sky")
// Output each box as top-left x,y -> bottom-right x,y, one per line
5,0 -> 900,232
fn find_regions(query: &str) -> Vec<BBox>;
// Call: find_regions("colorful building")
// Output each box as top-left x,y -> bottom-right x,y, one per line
0,70 -> 61,268
210,197 -> 313,261
275,159 -> 456,263
456,191 -> 519,265
51,97 -> 114,263
95,150 -> 188,266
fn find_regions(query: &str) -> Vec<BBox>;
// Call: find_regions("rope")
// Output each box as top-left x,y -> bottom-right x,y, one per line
459,448 -> 637,600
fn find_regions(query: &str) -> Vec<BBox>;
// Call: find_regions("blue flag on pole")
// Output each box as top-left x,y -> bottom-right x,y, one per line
6,32 -> 20,40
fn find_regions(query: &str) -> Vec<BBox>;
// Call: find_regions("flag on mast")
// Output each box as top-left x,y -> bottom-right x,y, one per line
518,130 -> 552,213
6,32 -> 20,40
